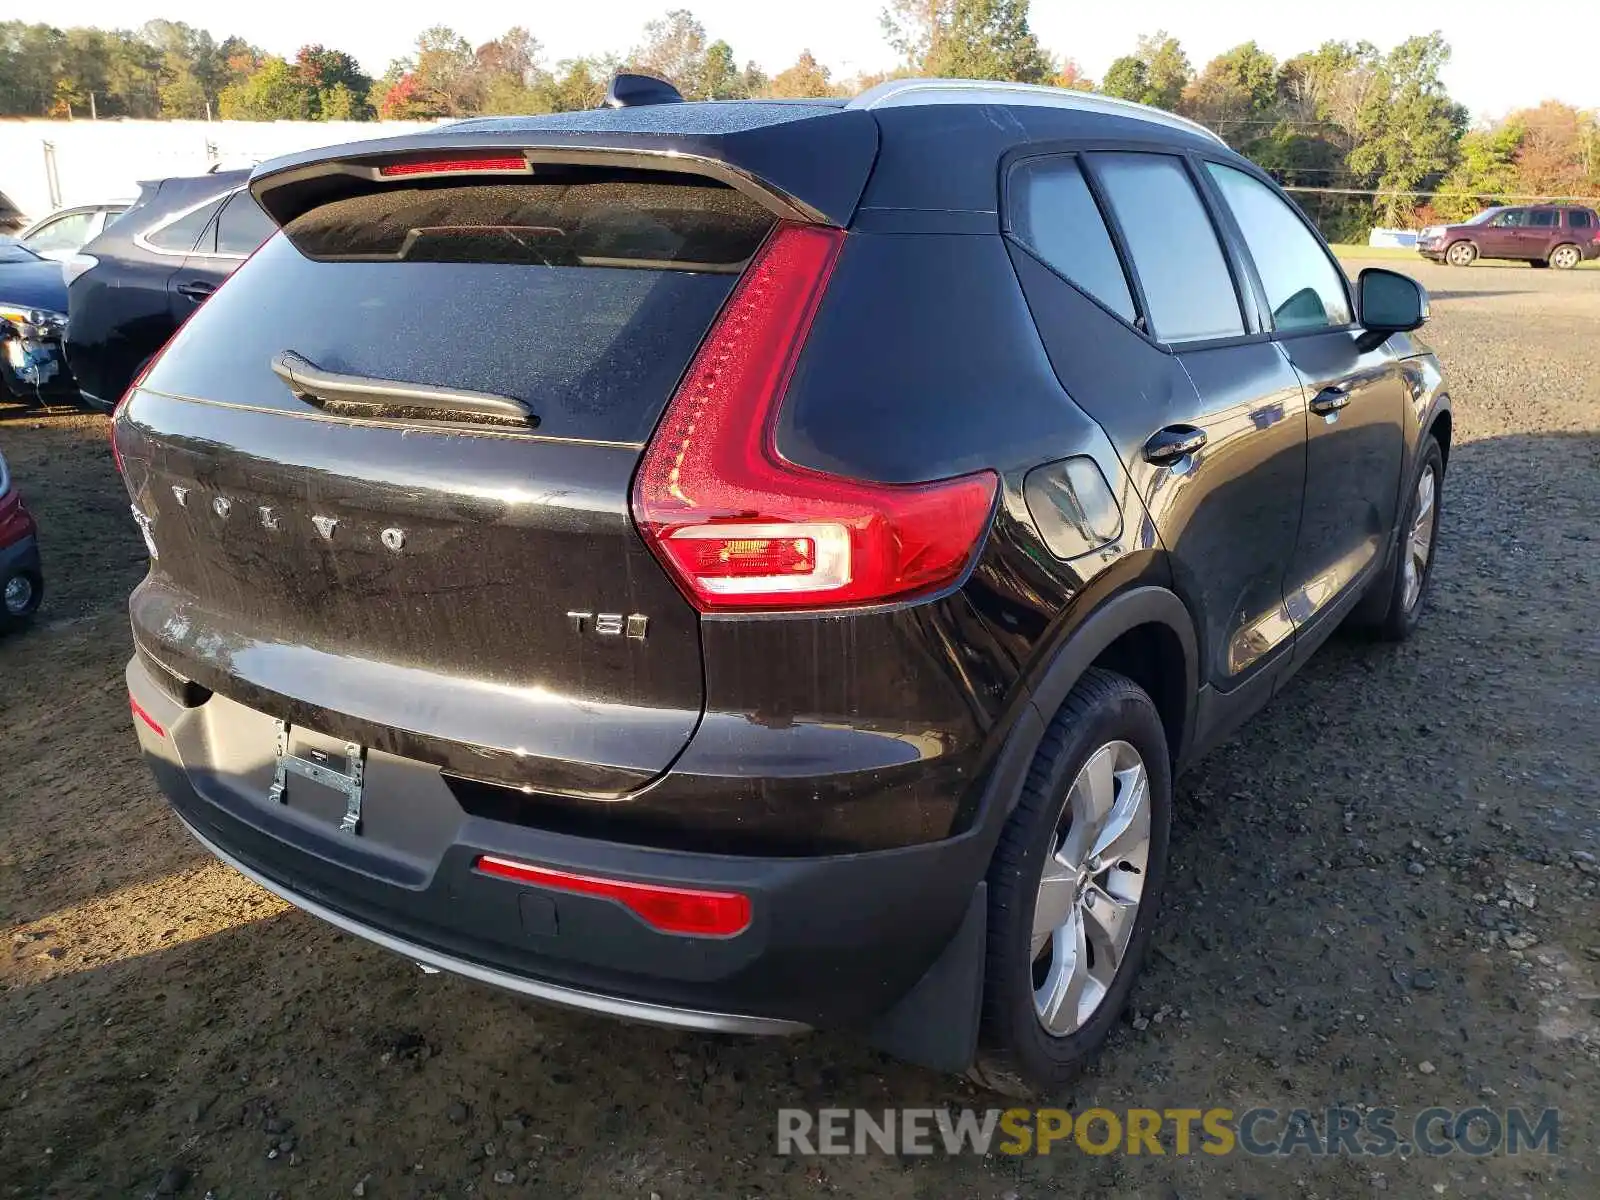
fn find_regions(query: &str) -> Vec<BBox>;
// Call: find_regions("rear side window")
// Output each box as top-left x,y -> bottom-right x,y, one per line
144,174 -> 777,443
1088,153 -> 1244,343
27,210 -> 94,252
1565,209 -> 1592,229
214,192 -> 275,255
1529,210 -> 1559,228
145,195 -> 228,252
1009,157 -> 1136,323
1206,162 -> 1352,332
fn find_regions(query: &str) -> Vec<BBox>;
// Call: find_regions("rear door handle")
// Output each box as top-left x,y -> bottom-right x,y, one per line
1308,385 -> 1351,415
175,281 -> 216,300
1143,425 -> 1208,465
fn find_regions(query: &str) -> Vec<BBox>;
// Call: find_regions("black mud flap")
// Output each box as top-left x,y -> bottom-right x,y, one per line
866,881 -> 986,1075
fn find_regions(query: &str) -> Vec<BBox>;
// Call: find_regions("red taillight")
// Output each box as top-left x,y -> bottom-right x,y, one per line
130,693 -> 165,738
631,223 -> 998,612
377,154 -> 529,178
475,855 -> 752,937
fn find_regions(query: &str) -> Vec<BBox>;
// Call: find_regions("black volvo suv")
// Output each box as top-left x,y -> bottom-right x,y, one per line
115,78 -> 1449,1093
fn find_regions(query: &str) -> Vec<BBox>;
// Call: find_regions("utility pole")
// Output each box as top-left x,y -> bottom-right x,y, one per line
89,92 -> 97,120
205,99 -> 212,122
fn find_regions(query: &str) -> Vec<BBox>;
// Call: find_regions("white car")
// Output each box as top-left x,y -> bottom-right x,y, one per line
17,202 -> 133,262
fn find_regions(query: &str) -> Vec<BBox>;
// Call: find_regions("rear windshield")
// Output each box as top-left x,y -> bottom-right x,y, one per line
143,174 -> 775,443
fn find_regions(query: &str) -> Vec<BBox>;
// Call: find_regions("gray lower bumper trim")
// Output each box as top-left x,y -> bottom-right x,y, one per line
176,814 -> 811,1037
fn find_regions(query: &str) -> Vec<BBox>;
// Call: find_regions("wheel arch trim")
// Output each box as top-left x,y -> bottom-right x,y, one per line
1023,585 -> 1200,774
1422,391 -> 1453,468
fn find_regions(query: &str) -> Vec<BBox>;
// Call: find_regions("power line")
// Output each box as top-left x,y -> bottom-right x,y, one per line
1282,185 -> 1600,200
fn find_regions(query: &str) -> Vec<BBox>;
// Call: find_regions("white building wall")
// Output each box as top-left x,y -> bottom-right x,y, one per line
0,119 -> 447,223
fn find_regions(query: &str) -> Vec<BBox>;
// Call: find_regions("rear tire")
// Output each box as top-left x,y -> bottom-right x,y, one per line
1549,243 -> 1581,270
971,669 -> 1172,1097
1353,437 -> 1444,642
1444,240 -> 1477,267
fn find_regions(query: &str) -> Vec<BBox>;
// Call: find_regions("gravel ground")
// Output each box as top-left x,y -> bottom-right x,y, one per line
1,258 -> 1597,1199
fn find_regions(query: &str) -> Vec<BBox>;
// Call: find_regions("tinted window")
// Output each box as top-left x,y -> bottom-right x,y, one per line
215,191 -> 275,255
26,211 -> 94,252
282,177 -> 772,267
1529,210 -> 1559,228
146,195 -> 228,251
1088,153 -> 1243,342
145,177 -> 776,444
1568,210 -> 1594,229
1206,163 -> 1352,331
1009,157 -> 1135,323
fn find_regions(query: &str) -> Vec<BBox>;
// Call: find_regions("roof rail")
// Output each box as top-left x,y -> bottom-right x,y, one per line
848,78 -> 1225,146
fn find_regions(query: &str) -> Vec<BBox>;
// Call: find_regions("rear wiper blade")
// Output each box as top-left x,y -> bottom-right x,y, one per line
271,350 -> 537,428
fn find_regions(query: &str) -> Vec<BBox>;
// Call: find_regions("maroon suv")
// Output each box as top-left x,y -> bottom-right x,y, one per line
1417,205 -> 1600,269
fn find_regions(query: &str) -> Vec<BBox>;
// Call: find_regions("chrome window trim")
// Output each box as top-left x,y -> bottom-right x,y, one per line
133,187 -> 250,260
849,78 -> 1226,146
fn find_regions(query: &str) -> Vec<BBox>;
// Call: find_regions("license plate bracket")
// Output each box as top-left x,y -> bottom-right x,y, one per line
268,720 -> 365,835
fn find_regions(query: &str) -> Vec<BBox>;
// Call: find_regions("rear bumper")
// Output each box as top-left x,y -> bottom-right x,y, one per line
176,812 -> 805,1034
0,489 -> 40,569
128,656 -> 994,1031
0,530 -> 39,572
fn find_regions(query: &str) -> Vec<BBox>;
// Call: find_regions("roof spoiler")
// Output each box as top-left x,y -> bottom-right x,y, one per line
248,111 -> 878,231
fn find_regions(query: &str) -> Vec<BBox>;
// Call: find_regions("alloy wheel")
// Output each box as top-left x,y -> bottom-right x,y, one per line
1030,740 -> 1151,1036
1402,466 -> 1437,612
1446,242 -> 1475,266
1550,246 -> 1580,270
4,574 -> 33,615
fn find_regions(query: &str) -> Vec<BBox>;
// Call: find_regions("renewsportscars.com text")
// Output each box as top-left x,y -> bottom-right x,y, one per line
777,1106 -> 1560,1158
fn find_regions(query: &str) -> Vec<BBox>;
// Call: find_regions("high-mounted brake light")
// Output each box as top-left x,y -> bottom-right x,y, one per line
632,223 -> 998,612
376,154 -> 530,178
475,855 -> 752,937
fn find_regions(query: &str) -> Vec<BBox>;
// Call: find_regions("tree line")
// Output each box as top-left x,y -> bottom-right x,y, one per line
4,4 -> 1597,238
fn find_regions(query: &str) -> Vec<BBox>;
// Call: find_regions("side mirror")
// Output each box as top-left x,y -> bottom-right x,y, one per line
1358,267 -> 1429,333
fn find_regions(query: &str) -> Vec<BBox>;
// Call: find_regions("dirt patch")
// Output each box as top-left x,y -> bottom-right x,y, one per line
2,263 -> 1597,1198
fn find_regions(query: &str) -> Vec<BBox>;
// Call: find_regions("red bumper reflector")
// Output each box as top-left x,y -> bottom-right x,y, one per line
130,693 -> 166,738
377,155 -> 529,178
475,855 -> 752,937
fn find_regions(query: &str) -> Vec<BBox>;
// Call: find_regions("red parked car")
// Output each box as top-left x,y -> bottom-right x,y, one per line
0,444 -> 42,630
1416,205 -> 1600,269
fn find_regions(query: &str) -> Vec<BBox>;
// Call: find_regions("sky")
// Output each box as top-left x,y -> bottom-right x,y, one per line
60,0 -> 1596,121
